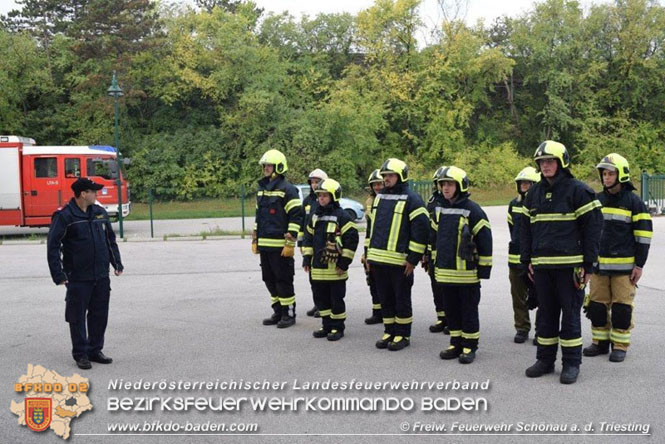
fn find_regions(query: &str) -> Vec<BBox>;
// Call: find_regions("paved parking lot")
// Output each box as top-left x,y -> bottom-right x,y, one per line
1,206 -> 663,443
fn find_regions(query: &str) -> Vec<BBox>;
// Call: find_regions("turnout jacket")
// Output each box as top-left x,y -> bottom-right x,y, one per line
519,170 -> 602,272
366,182 -> 429,267
254,175 -> 302,252
302,202 -> 359,281
595,183 -> 652,275
430,194 -> 493,285
426,190 -> 444,259
298,190 -> 318,247
47,198 -> 123,284
363,195 -> 374,254
507,196 -> 527,269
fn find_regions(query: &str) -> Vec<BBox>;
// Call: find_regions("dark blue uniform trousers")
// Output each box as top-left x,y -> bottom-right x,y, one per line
65,278 -> 111,360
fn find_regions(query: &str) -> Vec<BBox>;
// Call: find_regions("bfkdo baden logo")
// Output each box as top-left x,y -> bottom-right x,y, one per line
11,364 -> 93,440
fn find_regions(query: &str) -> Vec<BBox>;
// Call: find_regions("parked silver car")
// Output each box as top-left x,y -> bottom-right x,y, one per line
296,185 -> 365,222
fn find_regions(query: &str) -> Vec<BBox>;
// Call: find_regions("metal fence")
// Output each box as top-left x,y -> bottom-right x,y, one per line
641,172 -> 665,215
409,180 -> 434,202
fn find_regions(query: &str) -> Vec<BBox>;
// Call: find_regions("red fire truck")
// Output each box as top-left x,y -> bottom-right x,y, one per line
0,135 -> 131,227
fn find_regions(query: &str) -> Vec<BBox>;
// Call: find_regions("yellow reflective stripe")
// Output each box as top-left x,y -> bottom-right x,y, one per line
279,296 -> 295,306
633,230 -> 652,238
592,328 -> 610,340
301,247 -> 314,256
599,257 -> 635,264
330,312 -> 347,320
383,318 -> 395,325
632,213 -> 651,222
434,268 -> 479,284
472,219 -> 491,235
575,200 -> 601,217
531,213 -> 576,222
270,296 -> 279,303
436,311 -> 446,316
478,256 -> 492,266
258,190 -> 286,198
395,316 -> 413,324
602,207 -> 631,217
258,238 -> 286,247
318,309 -> 332,317
311,266 -> 348,280
560,337 -> 583,347
456,217 -> 466,270
430,219 -> 438,230
408,241 -> 426,254
306,225 -> 314,235
532,255 -> 583,265
431,249 -> 437,261
462,331 -> 480,339
341,249 -> 355,259
284,198 -> 301,213
341,221 -> 357,234
364,237 -> 370,247
387,201 -> 406,251
288,222 -> 300,232
367,248 -> 407,266
508,254 -> 521,264
372,303 -> 382,310
512,206 -> 527,215
610,330 -> 631,343
449,330 -> 462,337
409,207 -> 428,221
537,336 -> 559,346
368,196 -> 379,243
507,213 -> 513,225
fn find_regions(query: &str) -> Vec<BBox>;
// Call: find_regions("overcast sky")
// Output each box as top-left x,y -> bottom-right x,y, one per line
0,0 -> 619,26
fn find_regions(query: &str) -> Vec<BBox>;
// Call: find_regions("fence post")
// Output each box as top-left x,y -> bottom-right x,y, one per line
241,184 -> 246,239
641,171 -> 648,203
149,189 -> 154,239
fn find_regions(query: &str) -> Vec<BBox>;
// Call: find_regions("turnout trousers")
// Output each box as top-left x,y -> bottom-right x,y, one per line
534,268 -> 584,366
372,264 -> 414,337
441,284 -> 480,351
260,251 -> 296,316
312,280 -> 347,332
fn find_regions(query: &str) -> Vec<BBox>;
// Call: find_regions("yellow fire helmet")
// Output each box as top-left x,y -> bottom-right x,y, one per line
315,178 -> 342,202
436,166 -> 469,193
433,165 -> 448,183
533,140 -> 570,169
367,169 -> 383,184
308,168 -> 328,182
596,153 -> 630,184
515,166 -> 541,184
379,158 -> 408,182
259,149 -> 288,174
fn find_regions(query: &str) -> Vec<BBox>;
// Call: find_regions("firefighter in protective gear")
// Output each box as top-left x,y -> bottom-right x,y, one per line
520,141 -> 603,384
424,167 -> 449,335
299,168 -> 329,318
583,153 -> 652,362
366,158 -> 429,351
508,166 -> 540,344
302,179 -> 359,341
254,149 -> 303,328
431,167 -> 492,364
362,169 -> 384,325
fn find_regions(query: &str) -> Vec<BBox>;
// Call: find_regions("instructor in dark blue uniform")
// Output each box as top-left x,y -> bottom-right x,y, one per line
47,178 -> 124,370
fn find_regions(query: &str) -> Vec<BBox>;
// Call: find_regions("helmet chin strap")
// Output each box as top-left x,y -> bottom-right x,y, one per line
603,180 -> 620,191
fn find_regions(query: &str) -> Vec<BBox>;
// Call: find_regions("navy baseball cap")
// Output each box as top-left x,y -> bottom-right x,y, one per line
71,178 -> 104,194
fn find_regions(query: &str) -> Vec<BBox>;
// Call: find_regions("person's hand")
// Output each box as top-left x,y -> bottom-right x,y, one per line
58,280 -> 68,286
303,265 -> 310,273
336,267 -> 344,276
580,267 -> 591,285
528,263 -> 534,282
114,270 -> 123,276
630,266 -> 643,285
404,262 -> 415,276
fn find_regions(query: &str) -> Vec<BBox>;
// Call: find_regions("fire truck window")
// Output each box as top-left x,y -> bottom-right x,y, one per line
86,158 -> 117,180
35,158 -> 57,178
65,158 -> 81,178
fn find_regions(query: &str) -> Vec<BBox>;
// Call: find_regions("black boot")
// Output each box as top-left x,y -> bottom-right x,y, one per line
514,330 -> 529,344
560,365 -> 580,384
375,333 -> 392,349
439,346 -> 461,360
327,329 -> 344,341
387,336 -> 410,351
364,311 -> 382,325
458,348 -> 476,364
306,306 -> 317,317
525,360 -> 554,377
609,349 -> 626,362
583,340 -> 610,357
429,319 -> 447,333
313,328 -> 328,338
262,312 -> 281,326
276,305 -> 296,329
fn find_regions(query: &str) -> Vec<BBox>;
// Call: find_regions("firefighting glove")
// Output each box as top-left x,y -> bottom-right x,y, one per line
421,255 -> 430,273
458,225 -> 477,262
582,292 -> 591,317
526,282 -> 538,310
321,234 -> 342,264
281,233 -> 295,258
251,230 -> 258,255
573,266 -> 586,291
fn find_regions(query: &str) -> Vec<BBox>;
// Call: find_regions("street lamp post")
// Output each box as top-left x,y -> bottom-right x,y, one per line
107,71 -> 124,238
